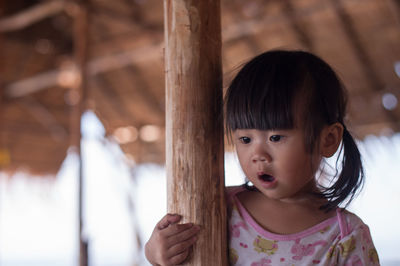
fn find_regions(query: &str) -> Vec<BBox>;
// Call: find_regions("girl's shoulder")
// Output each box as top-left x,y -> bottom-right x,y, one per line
332,209 -> 380,264
338,209 -> 371,237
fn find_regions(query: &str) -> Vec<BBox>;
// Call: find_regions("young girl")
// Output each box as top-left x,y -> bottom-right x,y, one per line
145,50 -> 380,265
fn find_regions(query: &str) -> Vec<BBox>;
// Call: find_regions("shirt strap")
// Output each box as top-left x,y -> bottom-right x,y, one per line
336,208 -> 350,239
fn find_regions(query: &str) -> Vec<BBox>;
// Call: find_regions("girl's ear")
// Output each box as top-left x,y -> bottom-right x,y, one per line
320,122 -> 344,158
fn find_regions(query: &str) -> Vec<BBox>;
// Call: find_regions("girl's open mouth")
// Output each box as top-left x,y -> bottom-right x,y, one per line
258,173 -> 275,183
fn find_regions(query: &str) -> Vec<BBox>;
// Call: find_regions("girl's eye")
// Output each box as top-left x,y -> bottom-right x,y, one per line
239,137 -> 251,144
269,135 -> 282,142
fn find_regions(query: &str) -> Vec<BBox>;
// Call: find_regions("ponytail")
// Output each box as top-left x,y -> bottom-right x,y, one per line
321,126 -> 364,211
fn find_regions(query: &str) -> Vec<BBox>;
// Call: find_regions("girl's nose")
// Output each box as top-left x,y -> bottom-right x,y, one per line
252,154 -> 271,163
251,146 -> 272,163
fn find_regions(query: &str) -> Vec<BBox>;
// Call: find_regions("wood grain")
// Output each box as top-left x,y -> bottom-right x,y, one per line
164,0 -> 227,265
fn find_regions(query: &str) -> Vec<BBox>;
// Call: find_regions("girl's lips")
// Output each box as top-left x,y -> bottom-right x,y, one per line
257,172 -> 277,188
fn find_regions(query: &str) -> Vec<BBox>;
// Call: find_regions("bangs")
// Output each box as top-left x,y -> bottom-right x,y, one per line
225,51 -> 307,134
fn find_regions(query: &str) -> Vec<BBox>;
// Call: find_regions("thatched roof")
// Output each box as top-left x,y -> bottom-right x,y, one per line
1,0 -> 400,176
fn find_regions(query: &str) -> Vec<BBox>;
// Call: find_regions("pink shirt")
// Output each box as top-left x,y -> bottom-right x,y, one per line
227,186 -> 380,266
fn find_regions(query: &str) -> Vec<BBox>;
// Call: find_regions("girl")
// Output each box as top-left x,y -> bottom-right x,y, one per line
145,50 -> 379,265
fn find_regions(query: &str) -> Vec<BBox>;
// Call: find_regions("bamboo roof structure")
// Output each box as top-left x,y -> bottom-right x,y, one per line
1,0 -> 400,176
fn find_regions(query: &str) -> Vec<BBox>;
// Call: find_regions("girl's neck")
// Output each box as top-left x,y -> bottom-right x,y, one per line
237,189 -> 336,235
255,189 -> 325,210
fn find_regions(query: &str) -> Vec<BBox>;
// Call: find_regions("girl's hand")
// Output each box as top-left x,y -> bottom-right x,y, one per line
145,213 -> 201,266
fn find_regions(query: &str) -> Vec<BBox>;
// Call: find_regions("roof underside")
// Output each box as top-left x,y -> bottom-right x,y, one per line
1,0 -> 400,176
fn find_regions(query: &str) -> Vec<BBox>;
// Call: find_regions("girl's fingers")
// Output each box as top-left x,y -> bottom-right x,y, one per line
163,222 -> 197,237
166,224 -> 200,244
168,249 -> 190,265
167,234 -> 198,256
157,213 -> 181,230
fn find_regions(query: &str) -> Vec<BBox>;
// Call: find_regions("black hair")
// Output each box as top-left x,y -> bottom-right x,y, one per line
224,50 -> 364,211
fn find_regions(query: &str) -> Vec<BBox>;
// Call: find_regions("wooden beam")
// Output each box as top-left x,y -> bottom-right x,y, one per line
329,0 -> 383,92
0,0 -> 67,32
19,97 -> 68,141
5,0 -> 374,100
4,70 -> 59,98
90,74 -> 139,125
282,0 -> 313,50
222,0 -> 328,43
4,43 -> 163,99
125,66 -> 164,115
386,0 -> 400,28
92,2 -> 162,32
3,1 -> 329,98
4,1 -> 331,98
228,1 -> 263,53
164,0 -> 227,265
329,0 -> 400,129
0,121 -> 68,136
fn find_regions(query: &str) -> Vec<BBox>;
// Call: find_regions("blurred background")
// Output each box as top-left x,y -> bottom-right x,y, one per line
1,0 -> 400,265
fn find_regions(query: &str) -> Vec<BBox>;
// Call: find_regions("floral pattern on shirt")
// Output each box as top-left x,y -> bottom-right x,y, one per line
227,186 -> 380,266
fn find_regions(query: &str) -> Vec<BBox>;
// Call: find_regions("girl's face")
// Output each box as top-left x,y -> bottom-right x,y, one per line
233,128 -> 322,202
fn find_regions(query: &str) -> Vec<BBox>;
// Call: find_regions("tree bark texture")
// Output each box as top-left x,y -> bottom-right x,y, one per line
164,0 -> 227,265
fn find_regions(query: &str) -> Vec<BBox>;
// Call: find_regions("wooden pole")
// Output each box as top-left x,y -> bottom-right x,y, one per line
69,1 -> 89,266
164,1 -> 227,265
0,2 -> 8,172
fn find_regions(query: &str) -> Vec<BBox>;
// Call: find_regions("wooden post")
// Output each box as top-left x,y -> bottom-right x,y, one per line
0,3 -> 8,172
68,1 -> 89,266
164,1 -> 227,265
